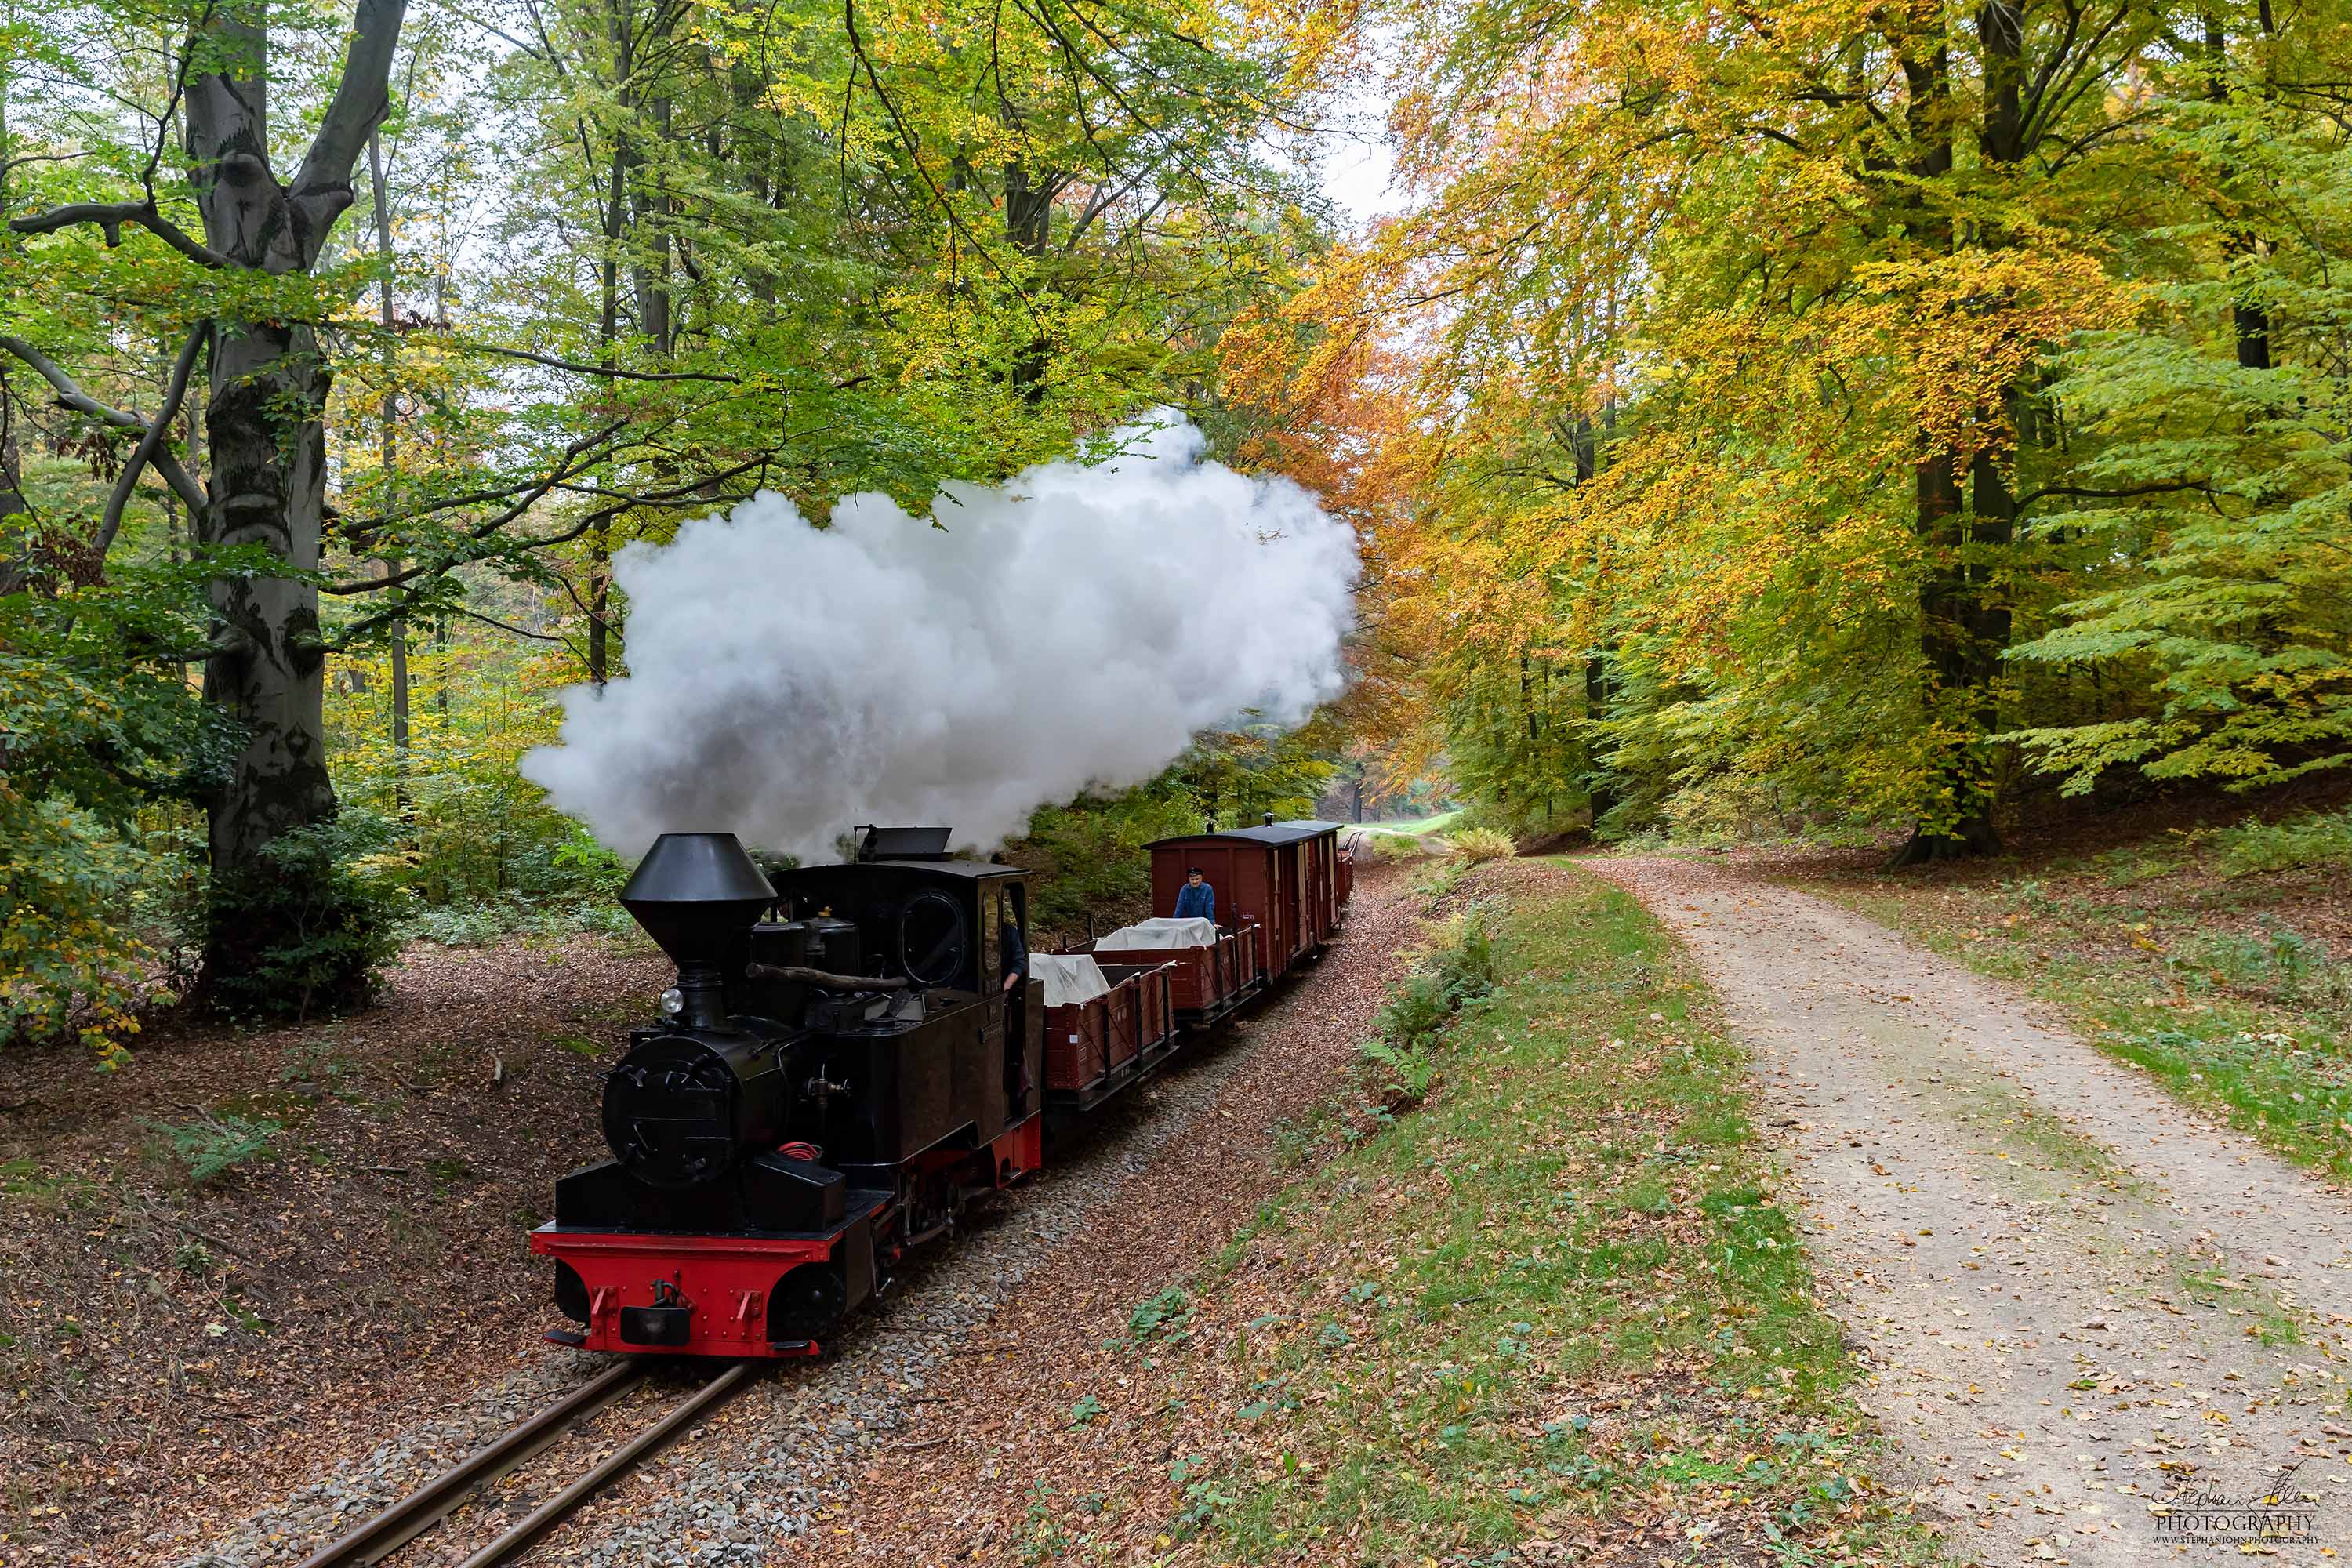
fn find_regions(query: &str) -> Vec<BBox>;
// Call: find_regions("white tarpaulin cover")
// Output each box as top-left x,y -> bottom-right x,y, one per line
1096,916 -> 1219,953
1031,953 -> 1112,1007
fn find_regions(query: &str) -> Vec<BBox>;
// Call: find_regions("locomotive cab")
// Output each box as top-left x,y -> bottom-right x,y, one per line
762,839 -> 1042,1174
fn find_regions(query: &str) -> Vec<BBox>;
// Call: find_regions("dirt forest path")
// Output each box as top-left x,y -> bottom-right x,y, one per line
1588,856 -> 2352,1566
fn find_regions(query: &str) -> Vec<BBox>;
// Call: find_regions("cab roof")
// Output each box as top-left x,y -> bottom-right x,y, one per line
865,858 -> 1027,879
774,858 -> 1026,881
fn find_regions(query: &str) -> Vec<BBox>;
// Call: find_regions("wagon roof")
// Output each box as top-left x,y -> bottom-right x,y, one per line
1145,820 -> 1345,849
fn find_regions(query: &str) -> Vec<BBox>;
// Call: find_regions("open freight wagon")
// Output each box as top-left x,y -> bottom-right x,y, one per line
1035,916 -> 1266,1111
1032,952 -> 1178,1112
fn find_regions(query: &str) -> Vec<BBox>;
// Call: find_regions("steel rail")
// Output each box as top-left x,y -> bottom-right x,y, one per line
450,1359 -> 755,1568
294,1362 -> 643,1568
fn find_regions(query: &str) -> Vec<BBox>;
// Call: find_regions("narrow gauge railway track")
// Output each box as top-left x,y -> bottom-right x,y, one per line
293,1361 -> 756,1568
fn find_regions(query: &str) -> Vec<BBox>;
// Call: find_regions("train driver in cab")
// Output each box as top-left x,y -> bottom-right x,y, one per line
1174,866 -> 1215,923
999,893 -> 1029,993
999,888 -> 1033,1115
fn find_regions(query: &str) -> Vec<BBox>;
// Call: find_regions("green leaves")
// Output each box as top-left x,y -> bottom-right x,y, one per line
1999,93 -> 2352,793
0,0 -> 1331,1042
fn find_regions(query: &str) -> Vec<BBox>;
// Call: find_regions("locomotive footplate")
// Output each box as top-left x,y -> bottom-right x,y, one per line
533,1189 -> 888,1358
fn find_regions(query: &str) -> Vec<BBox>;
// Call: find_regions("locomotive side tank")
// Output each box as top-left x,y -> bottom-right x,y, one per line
532,829 -> 1044,1358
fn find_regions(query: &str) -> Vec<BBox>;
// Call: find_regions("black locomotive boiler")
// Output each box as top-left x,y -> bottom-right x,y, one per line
533,826 -> 1044,1357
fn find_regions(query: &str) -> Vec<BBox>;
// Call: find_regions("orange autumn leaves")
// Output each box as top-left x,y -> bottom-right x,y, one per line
1224,0 -> 2155,832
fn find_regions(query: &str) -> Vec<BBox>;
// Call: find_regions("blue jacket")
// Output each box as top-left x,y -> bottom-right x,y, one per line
1173,880 -> 1215,921
1000,918 -> 1028,986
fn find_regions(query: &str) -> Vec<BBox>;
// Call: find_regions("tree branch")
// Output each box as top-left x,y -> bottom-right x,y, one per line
2016,478 -> 2216,510
463,342 -> 741,383
6,200 -> 229,267
320,421 -> 628,593
0,150 -> 95,183
550,454 -> 774,507
96,324 -> 208,557
449,604 -> 568,642
338,472 -> 606,540
334,416 -> 663,549
289,0 -> 412,260
325,499 -> 627,612
0,333 -> 209,517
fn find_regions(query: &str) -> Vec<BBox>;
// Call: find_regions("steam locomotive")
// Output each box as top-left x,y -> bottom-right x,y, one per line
533,819 -> 1349,1359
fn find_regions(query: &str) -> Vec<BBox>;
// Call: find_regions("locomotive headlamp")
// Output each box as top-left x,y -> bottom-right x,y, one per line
659,987 -> 686,1018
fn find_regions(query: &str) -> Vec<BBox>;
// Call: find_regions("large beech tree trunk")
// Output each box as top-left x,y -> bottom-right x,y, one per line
198,316 -> 338,870
1005,160 -> 1058,398
1895,452 -> 2007,863
180,0 -> 407,949
1892,0 -> 2037,866
2204,14 -> 2274,372
1568,408 -> 1620,829
1888,11 -> 2005,866
586,0 -> 632,687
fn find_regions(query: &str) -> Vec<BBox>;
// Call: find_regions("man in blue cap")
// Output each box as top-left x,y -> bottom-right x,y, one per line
1173,866 -> 1215,923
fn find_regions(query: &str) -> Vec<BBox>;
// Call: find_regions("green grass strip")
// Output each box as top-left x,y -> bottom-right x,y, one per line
1113,866 -> 1933,1566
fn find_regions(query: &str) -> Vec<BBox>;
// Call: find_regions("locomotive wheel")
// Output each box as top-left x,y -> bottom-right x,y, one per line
767,1261 -> 848,1342
554,1261 -> 590,1324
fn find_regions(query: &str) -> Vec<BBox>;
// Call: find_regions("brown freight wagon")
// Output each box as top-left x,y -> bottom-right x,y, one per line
1051,918 -> 1266,1026
1143,819 -> 1348,985
1112,920 -> 1265,1022
1040,818 -> 1352,1112
1040,956 -> 1180,1112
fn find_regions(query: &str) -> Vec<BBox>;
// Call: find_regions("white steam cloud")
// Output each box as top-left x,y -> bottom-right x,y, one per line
521,415 -> 1359,859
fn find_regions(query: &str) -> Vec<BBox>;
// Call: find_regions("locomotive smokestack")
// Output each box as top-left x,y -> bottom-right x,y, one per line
619,833 -> 776,1026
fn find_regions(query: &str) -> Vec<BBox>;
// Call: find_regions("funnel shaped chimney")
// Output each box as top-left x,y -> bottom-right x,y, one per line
619,833 -> 776,968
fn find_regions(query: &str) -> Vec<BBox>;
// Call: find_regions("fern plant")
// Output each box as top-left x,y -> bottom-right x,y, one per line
148,1115 -> 281,1183
1359,1036 -> 1438,1110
